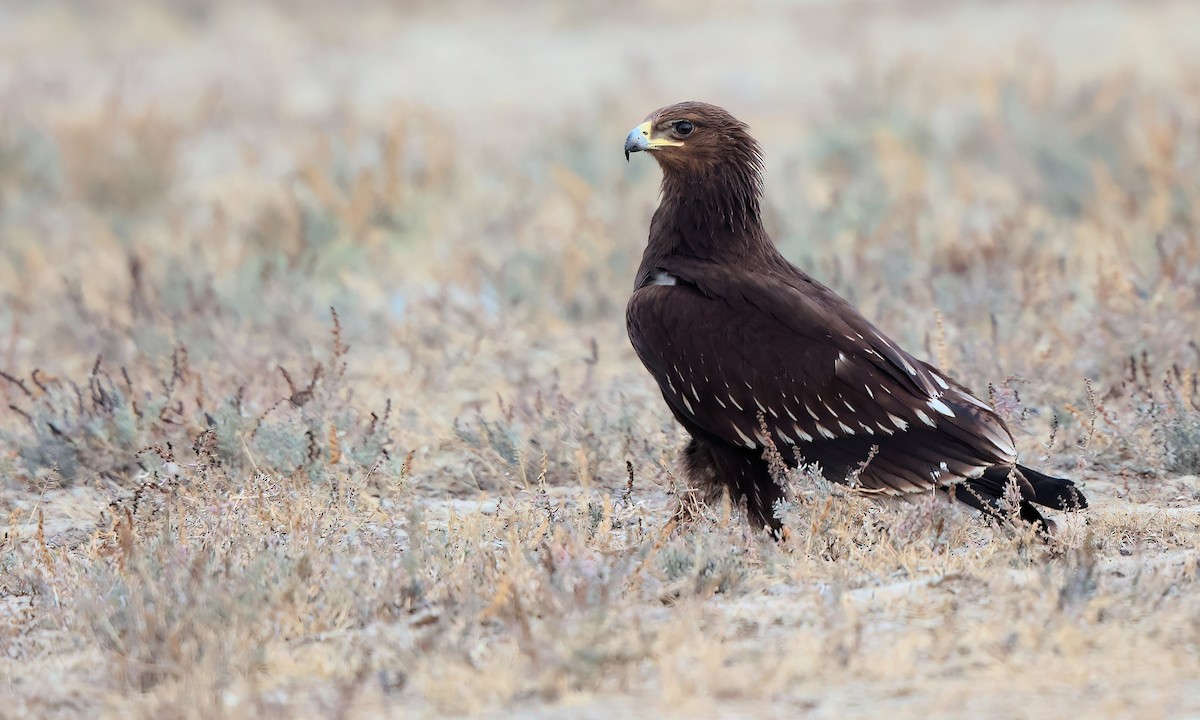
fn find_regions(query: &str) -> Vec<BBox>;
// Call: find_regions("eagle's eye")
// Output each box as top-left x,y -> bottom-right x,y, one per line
674,120 -> 694,137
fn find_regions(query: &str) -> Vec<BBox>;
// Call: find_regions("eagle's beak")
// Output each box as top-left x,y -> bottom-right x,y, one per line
624,120 -> 685,161
624,121 -> 652,161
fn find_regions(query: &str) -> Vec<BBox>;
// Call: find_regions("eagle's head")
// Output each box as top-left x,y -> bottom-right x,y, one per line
624,102 -> 765,230
624,101 -> 762,176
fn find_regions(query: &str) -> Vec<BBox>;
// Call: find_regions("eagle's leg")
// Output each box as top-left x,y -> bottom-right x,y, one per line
680,434 -> 785,535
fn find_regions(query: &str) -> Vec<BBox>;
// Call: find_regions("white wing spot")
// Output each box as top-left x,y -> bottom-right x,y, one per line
814,422 -> 836,440
792,426 -> 814,442
784,406 -> 798,421
928,397 -> 955,417
962,393 -> 993,411
837,421 -> 855,435
989,432 -> 1017,458
805,404 -> 820,420
681,395 -> 694,413
933,373 -> 950,390
865,385 -> 875,399
915,409 -> 936,427
732,424 -> 756,448
716,396 -> 727,408
690,383 -> 700,402
888,413 -> 908,431
876,332 -> 918,375
653,272 -> 678,286
728,395 -> 744,411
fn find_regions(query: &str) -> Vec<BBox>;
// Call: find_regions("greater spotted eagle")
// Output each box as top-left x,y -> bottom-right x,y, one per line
623,101 -> 1086,534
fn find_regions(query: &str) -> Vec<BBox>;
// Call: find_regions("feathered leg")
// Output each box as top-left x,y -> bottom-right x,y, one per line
680,435 -> 785,534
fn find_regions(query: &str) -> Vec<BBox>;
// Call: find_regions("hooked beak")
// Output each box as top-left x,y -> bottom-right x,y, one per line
624,121 -> 651,161
624,120 -> 683,161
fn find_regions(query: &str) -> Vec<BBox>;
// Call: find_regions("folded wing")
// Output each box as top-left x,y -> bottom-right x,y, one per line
626,259 -> 1018,496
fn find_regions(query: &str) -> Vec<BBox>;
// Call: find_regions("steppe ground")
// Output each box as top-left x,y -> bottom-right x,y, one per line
3,1 -> 1200,718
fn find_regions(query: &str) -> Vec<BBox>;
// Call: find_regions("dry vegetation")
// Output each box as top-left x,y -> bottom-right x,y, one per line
3,1 -> 1200,718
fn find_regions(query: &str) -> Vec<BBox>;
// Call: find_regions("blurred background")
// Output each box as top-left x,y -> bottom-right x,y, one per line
3,0 -> 1200,493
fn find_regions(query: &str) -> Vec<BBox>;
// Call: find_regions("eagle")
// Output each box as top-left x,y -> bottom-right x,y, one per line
623,101 -> 1086,535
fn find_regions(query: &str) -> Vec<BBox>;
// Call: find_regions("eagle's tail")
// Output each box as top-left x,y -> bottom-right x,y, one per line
955,464 -> 1087,531
1016,463 -> 1088,510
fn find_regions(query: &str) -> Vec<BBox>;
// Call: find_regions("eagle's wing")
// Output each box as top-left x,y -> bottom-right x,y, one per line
626,259 -> 1017,495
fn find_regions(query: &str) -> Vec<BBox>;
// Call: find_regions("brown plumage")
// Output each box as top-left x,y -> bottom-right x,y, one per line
623,101 -> 1086,534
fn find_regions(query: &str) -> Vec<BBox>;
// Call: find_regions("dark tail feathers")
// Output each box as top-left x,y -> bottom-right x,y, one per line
1016,464 -> 1088,510
955,464 -> 1087,531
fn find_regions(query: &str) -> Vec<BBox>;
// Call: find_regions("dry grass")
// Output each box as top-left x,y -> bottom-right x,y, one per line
3,1 -> 1200,718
